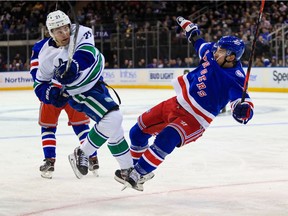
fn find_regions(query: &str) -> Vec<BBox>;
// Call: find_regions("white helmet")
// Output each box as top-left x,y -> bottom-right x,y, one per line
46,10 -> 71,37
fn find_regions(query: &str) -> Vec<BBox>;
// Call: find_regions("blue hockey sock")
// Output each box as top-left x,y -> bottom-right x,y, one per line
129,123 -> 151,164
72,124 -> 90,144
41,127 -> 57,159
135,126 -> 181,175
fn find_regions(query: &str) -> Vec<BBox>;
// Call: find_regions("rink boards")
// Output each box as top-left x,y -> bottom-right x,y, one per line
0,67 -> 287,92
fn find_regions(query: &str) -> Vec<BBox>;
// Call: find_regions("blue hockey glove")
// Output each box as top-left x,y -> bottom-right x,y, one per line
176,16 -> 200,42
46,85 -> 69,108
54,59 -> 80,84
232,101 -> 253,124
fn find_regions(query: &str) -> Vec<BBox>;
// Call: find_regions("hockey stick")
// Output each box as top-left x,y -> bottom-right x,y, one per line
241,0 -> 265,102
61,0 -> 79,79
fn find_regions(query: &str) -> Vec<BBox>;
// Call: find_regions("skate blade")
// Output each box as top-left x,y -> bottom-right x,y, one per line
121,182 -> 133,191
114,175 -> 126,184
120,181 -> 143,192
90,169 -> 99,177
138,172 -> 155,184
115,176 -> 144,191
68,154 -> 83,179
41,171 -> 53,179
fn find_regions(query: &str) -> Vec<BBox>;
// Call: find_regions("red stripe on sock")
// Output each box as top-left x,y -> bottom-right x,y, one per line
143,148 -> 163,166
130,149 -> 144,159
42,140 -> 56,147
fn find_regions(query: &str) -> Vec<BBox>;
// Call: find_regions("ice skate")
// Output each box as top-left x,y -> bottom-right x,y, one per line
89,156 -> 99,177
40,158 -> 55,179
68,147 -> 88,179
121,168 -> 142,191
115,168 -> 154,191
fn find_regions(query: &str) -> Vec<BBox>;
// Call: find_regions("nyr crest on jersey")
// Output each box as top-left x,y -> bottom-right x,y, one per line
233,39 -> 242,45
235,70 -> 244,78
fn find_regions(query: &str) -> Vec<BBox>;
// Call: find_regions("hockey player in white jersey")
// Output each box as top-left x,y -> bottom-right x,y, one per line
46,10 -> 136,185
30,10 -> 99,179
121,16 -> 254,191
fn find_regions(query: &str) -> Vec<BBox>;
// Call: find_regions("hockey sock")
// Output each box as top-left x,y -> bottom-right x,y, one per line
72,124 -> 97,157
108,137 -> 132,169
129,123 -> 151,164
72,124 -> 90,144
41,127 -> 57,158
86,124 -> 108,149
135,126 -> 181,175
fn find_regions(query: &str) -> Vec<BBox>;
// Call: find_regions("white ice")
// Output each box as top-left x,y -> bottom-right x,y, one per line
0,89 -> 287,216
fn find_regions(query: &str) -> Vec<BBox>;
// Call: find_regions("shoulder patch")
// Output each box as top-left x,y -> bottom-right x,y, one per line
235,70 -> 244,78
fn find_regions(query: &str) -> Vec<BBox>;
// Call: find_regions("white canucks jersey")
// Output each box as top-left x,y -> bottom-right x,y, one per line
30,36 -> 60,94
53,24 -> 105,96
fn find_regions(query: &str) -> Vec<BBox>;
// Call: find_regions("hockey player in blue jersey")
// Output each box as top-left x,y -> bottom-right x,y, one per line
119,16 -> 254,191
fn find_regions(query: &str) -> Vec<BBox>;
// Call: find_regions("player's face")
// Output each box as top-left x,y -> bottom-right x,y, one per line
213,47 -> 227,65
52,25 -> 70,46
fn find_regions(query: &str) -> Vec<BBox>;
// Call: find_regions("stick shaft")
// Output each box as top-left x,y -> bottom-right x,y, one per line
241,0 -> 265,102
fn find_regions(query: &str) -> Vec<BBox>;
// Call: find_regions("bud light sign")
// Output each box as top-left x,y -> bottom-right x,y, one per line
149,70 -> 174,82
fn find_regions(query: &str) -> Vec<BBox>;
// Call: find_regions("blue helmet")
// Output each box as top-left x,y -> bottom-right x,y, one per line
215,36 -> 245,61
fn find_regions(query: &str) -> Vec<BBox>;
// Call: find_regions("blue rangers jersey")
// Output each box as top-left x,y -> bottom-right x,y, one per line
53,24 -> 105,96
172,39 -> 253,129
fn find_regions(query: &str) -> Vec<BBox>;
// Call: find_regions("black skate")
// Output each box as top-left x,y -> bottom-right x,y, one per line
89,156 -> 99,177
68,147 -> 88,179
40,158 -> 55,179
114,168 -> 155,191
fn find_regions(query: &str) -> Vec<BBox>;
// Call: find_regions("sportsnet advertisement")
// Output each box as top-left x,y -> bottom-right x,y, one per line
244,67 -> 288,92
0,68 -> 287,92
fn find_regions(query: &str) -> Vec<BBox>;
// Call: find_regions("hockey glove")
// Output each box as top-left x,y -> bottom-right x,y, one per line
232,101 -> 254,124
176,16 -> 200,42
54,59 -> 80,85
46,85 -> 69,108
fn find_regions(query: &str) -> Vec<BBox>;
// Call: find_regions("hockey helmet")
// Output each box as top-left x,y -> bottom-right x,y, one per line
46,10 -> 71,37
215,36 -> 245,61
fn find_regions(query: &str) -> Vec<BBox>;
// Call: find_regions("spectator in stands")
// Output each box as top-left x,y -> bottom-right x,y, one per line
254,57 -> 264,67
255,35 -> 270,59
137,58 -> 146,68
121,59 -> 129,68
157,59 -> 164,68
175,57 -> 185,68
0,1 -> 287,68
0,53 -> 6,71
147,58 -> 157,68
112,54 -> 119,68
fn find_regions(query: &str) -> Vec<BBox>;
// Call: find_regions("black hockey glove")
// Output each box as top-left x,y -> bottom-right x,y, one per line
232,101 -> 253,124
46,85 -> 69,108
54,59 -> 80,85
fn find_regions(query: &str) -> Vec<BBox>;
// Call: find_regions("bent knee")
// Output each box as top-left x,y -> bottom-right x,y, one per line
96,110 -> 123,137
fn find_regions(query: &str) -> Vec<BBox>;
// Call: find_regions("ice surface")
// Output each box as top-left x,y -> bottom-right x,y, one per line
0,89 -> 287,216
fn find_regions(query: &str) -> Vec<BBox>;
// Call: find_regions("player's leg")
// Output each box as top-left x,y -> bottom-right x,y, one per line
123,98 -> 205,190
117,97 -> 175,190
67,84 -> 121,179
38,103 -> 62,179
65,104 -> 99,176
129,97 -> 174,165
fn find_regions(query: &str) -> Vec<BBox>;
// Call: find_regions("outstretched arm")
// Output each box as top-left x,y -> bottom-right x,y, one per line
176,16 -> 206,55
